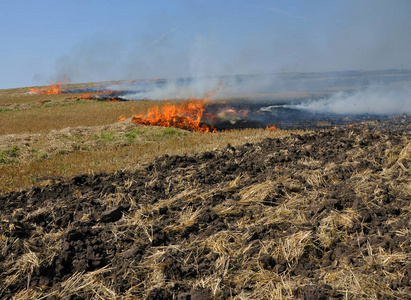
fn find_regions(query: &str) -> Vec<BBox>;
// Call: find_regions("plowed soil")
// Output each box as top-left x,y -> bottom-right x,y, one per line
1,116 -> 410,299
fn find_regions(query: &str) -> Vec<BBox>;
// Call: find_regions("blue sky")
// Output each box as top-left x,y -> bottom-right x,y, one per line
0,0 -> 410,89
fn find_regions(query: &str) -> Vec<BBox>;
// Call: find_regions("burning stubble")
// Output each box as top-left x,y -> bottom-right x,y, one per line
27,69 -> 411,131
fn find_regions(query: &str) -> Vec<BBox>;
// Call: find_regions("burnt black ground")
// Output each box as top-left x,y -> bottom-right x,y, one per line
202,101 -> 408,131
0,115 -> 410,299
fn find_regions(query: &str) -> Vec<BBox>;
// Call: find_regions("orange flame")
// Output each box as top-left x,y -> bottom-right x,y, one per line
79,92 -> 95,99
29,77 -> 70,95
130,83 -> 222,132
266,124 -> 276,131
29,81 -> 64,95
132,99 -> 215,132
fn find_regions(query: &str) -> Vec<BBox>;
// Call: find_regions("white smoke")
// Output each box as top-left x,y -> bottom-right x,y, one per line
111,77 -> 223,100
108,74 -> 292,101
291,86 -> 411,115
107,75 -> 411,117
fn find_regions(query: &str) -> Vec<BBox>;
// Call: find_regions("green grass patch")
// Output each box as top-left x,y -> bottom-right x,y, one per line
124,132 -> 136,139
124,128 -> 146,143
0,146 -> 20,164
29,148 -> 48,160
94,131 -> 118,143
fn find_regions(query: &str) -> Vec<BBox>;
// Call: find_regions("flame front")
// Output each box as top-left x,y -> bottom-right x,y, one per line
28,78 -> 123,101
29,81 -> 64,95
132,99 -> 215,132
131,83 -> 222,132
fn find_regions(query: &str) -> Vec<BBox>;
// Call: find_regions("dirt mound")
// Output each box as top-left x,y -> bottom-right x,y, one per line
1,118 -> 410,299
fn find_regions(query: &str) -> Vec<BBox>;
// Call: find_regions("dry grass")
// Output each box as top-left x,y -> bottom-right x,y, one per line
0,87 -> 305,193
1,98 -> 142,135
0,123 -> 295,193
0,116 -> 298,194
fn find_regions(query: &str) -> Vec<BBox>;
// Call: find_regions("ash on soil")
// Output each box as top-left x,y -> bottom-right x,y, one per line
1,116 -> 410,299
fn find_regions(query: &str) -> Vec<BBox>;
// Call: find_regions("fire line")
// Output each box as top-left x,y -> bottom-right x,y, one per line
131,100 -> 216,132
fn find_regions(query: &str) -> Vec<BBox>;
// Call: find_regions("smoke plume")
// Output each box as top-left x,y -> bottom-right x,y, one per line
290,86 -> 411,115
